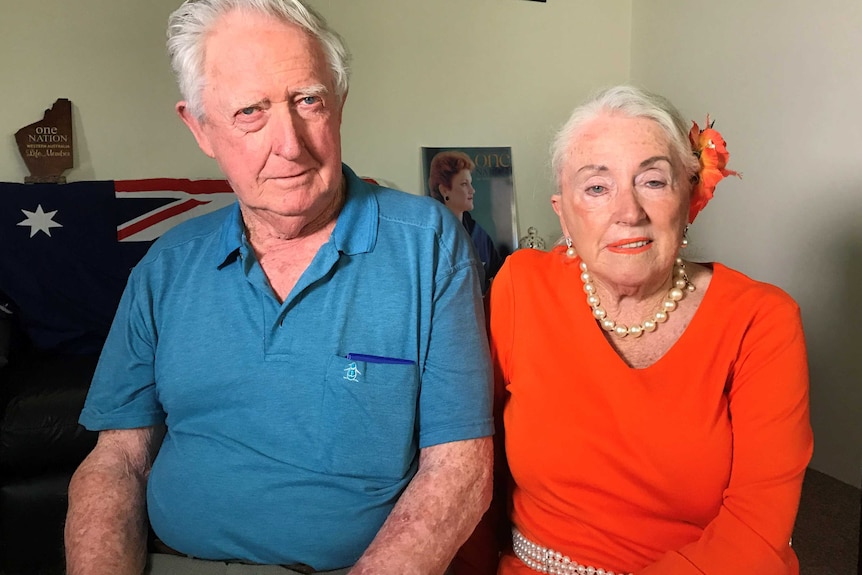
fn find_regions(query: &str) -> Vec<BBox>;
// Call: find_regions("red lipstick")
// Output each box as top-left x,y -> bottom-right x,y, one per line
607,237 -> 652,254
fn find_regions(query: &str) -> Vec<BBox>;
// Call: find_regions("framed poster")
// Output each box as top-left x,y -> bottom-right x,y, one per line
421,146 -> 518,259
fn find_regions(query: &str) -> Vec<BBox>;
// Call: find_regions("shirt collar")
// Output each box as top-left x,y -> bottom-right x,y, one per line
331,164 -> 378,256
215,163 -> 379,268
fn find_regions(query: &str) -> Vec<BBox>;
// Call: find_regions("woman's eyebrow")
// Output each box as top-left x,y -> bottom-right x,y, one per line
640,155 -> 673,168
576,164 -> 608,174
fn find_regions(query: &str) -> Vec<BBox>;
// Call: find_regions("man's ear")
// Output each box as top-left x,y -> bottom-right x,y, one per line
176,101 -> 215,158
334,89 -> 348,124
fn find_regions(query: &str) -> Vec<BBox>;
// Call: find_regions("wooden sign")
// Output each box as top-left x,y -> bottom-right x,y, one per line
15,98 -> 74,184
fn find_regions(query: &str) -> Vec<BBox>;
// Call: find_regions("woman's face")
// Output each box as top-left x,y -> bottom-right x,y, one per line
552,114 -> 689,292
441,169 -> 475,214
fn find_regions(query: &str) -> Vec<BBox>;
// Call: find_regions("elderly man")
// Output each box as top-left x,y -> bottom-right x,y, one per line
64,1 -> 493,574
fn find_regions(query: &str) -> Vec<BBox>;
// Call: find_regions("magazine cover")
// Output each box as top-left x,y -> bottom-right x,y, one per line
421,146 -> 518,260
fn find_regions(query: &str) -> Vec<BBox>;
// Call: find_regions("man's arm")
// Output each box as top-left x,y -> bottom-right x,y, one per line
65,426 -> 164,575
350,436 -> 493,575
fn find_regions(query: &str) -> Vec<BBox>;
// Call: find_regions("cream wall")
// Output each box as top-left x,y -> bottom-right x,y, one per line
0,1 -> 206,180
1,0 -> 631,246
632,0 -> 862,487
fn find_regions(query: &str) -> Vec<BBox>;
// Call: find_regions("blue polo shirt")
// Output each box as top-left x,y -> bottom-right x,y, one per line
80,165 -> 493,570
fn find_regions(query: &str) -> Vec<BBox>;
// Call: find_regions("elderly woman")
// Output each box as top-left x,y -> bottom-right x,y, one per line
458,86 -> 813,575
429,151 -> 504,293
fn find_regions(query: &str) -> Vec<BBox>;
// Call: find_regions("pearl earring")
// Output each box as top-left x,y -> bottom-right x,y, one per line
681,225 -> 689,249
565,237 -> 576,258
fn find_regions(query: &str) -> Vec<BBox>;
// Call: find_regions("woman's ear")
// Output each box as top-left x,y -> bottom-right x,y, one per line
439,184 -> 451,202
551,193 -> 569,237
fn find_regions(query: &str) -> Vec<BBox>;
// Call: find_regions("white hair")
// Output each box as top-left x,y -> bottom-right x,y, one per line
167,0 -> 351,119
550,85 -> 700,192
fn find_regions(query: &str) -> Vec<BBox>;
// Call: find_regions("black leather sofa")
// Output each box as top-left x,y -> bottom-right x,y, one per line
0,316 -> 99,574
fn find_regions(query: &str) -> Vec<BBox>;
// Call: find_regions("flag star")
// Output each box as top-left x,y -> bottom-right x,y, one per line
17,204 -> 63,238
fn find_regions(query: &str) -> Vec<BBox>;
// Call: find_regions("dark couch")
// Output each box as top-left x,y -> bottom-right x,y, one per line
0,304 -> 100,574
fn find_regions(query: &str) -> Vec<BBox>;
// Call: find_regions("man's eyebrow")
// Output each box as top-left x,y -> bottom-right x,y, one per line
230,83 -> 331,111
231,97 -> 270,111
293,83 -> 329,98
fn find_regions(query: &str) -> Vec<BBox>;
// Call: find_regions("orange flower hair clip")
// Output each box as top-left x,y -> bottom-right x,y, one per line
688,115 -> 741,223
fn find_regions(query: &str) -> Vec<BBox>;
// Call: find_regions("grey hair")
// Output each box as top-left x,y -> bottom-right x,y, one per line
550,85 -> 700,192
167,0 -> 351,120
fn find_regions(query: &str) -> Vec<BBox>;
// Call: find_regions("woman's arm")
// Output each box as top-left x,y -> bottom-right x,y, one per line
640,300 -> 813,575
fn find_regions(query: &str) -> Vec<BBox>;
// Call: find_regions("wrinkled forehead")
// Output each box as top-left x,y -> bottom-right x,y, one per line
201,10 -> 333,88
563,114 -> 680,177
575,113 -> 670,149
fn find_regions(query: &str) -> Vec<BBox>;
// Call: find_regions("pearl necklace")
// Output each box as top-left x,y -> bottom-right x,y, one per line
579,257 -> 695,338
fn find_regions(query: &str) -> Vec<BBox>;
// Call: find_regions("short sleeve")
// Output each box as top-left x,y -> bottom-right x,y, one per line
79,267 -> 165,430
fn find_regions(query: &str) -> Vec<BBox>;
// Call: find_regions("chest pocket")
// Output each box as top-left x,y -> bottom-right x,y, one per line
319,355 -> 420,480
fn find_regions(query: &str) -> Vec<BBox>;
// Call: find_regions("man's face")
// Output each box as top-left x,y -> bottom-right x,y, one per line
179,10 -> 345,222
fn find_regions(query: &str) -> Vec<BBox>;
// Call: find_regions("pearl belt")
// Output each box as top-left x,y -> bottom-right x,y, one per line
512,527 -> 632,575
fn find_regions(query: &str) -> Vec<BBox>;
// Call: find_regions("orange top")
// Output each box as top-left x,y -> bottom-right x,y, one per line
466,247 -> 813,575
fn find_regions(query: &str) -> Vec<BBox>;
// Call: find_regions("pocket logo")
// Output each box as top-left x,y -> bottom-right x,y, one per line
343,361 -> 362,382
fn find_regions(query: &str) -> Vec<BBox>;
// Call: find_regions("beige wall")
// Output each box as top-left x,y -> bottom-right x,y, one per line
0,1 -> 201,180
632,0 -> 862,487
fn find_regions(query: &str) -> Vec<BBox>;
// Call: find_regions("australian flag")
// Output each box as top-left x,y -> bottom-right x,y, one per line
0,179 -> 234,354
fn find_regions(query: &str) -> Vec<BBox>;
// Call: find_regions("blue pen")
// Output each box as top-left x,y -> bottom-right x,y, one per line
346,353 -> 415,365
